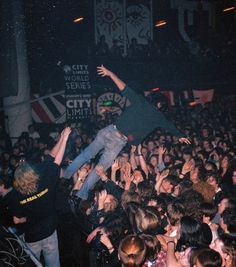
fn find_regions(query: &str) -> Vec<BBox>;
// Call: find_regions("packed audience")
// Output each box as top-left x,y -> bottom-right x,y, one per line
0,93 -> 236,267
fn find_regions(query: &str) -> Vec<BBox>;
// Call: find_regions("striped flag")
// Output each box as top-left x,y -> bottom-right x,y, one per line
31,92 -> 66,123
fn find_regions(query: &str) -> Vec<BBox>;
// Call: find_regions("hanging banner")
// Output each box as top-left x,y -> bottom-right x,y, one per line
66,93 -> 94,121
94,0 -> 125,49
126,0 -> 153,45
63,64 -> 95,121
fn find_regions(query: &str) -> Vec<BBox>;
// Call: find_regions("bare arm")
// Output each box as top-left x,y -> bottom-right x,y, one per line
137,145 -> 148,176
53,127 -> 71,166
97,65 -> 126,91
130,146 -> 137,171
166,242 -> 182,267
50,132 -> 64,158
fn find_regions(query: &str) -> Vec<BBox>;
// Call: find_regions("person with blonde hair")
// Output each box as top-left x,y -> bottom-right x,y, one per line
3,127 -> 71,267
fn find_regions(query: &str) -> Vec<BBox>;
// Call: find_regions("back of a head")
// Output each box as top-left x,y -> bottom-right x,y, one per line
135,207 -> 160,234
14,162 -> 39,195
192,248 -> 222,267
119,235 -> 146,267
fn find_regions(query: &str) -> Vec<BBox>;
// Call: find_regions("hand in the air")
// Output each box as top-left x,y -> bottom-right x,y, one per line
97,65 -> 112,77
178,137 -> 191,145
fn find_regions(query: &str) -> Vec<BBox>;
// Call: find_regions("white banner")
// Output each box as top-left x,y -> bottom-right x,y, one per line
126,0 -> 153,45
94,0 -> 125,49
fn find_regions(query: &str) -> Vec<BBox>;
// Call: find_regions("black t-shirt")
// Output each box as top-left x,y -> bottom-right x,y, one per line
5,155 -> 60,242
115,86 -> 183,145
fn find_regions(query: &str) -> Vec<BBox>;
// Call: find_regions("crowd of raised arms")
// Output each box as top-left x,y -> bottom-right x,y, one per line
0,81 -> 236,266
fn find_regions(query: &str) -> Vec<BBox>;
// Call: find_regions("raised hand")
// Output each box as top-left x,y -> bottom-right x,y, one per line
112,159 -> 120,171
61,127 -> 71,140
96,165 -> 108,181
157,145 -> 166,155
97,65 -> 112,77
137,144 -> 142,155
160,168 -> 170,180
98,189 -> 107,206
181,159 -> 194,175
179,137 -> 191,145
130,145 -> 137,154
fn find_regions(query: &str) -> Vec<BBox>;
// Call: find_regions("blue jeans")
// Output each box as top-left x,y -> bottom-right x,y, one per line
26,230 -> 60,267
64,124 -> 127,199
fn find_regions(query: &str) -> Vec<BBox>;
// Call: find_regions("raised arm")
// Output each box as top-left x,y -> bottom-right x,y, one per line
137,144 -> 148,176
52,127 -> 71,166
97,65 -> 126,91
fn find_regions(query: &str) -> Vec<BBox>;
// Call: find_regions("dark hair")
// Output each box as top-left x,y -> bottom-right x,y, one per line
221,208 -> 236,234
0,173 -> 13,189
140,234 -> 161,262
205,171 -> 221,185
179,189 -> 204,221
217,231 -> 236,267
192,248 -> 222,267
200,202 -> 217,221
177,216 -> 207,251
137,180 -> 154,200
167,201 -> 185,226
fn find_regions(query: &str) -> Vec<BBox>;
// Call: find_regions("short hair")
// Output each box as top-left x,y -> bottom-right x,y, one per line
167,201 -> 185,226
137,180 -> 154,200
200,202 -> 218,220
206,171 -> 221,185
118,235 -> 146,267
221,208 -> 236,234
192,248 -> 222,267
121,191 -> 141,210
14,162 -> 39,195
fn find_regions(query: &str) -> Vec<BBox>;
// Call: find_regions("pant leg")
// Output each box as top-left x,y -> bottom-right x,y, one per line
77,126 -> 126,200
26,240 -> 43,261
63,128 -> 106,179
42,231 -> 60,267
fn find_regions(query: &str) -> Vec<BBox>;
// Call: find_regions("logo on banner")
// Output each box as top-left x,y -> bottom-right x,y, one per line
66,94 -> 94,121
63,64 -> 91,91
97,92 -> 130,116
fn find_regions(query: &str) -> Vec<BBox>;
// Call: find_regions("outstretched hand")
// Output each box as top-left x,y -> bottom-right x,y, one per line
61,127 -> 71,140
97,65 -> 112,77
178,137 -> 191,145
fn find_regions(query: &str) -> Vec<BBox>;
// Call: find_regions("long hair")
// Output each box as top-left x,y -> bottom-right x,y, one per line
118,235 -> 146,267
14,162 -> 39,195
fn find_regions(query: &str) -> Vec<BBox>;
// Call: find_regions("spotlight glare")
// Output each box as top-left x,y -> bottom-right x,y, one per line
73,17 -> 84,23
155,20 -> 167,27
223,7 -> 235,12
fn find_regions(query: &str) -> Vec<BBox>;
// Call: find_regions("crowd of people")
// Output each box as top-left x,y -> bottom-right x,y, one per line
0,66 -> 236,267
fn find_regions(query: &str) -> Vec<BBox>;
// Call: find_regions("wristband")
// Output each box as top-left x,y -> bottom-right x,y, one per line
167,241 -> 175,245
138,154 -> 142,156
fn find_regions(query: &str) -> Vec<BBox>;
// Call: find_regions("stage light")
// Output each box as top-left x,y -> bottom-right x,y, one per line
189,101 -> 197,107
155,20 -> 167,27
151,88 -> 160,92
73,17 -> 84,23
223,6 -> 235,12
